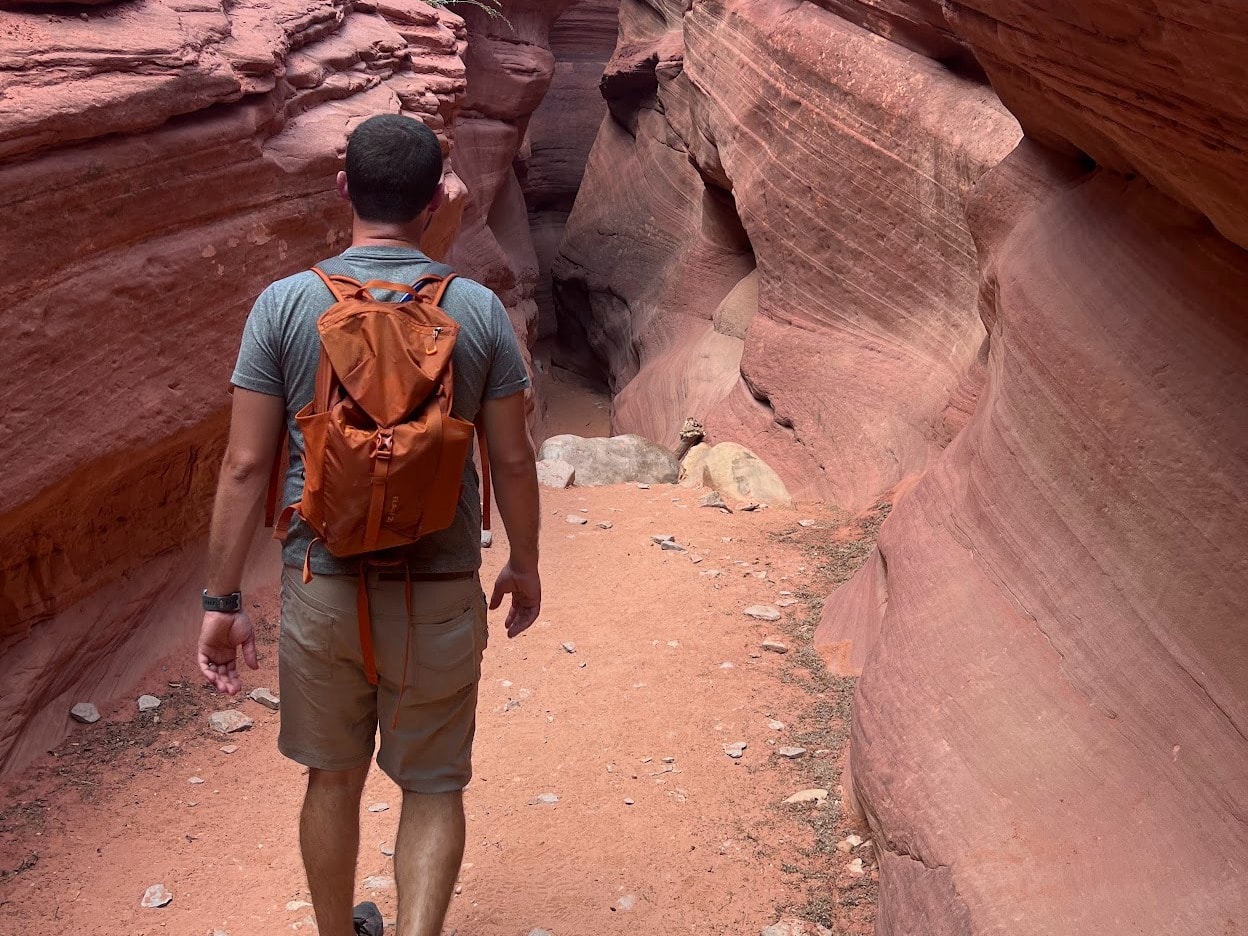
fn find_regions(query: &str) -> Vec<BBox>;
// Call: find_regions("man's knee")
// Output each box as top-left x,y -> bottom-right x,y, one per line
307,763 -> 370,797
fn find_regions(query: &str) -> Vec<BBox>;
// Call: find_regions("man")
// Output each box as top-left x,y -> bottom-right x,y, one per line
196,113 -> 542,936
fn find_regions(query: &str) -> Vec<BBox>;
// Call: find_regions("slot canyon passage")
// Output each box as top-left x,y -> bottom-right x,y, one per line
0,0 -> 1245,933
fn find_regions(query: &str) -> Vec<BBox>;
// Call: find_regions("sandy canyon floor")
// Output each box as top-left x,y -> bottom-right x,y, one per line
0,375 -> 882,936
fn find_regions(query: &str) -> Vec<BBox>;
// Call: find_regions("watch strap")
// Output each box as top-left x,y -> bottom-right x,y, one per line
202,590 -> 243,613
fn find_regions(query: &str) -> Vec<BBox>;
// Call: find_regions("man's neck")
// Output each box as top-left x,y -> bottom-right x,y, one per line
349,218 -> 427,251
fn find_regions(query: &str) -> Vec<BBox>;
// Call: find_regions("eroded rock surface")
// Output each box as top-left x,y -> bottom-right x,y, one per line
815,6 -> 1248,934
553,0 -> 1020,507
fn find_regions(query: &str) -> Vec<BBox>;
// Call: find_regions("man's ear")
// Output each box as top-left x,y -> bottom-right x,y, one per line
335,170 -> 350,202
426,182 -> 445,215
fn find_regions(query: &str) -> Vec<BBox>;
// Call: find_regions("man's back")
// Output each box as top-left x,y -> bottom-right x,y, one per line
230,244 -> 530,576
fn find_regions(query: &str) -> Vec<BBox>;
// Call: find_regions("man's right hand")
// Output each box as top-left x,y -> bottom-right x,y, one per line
489,560 -> 541,638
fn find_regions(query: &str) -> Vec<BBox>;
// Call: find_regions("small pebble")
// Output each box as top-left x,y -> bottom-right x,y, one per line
137,695 -> 162,713
778,746 -> 807,759
761,637 -> 789,653
720,662 -> 735,669
531,792 -> 559,805
363,875 -> 394,891
208,710 -> 254,734
381,844 -> 395,856
141,884 -> 173,908
846,834 -> 863,847
637,483 -> 650,490
745,606 -> 782,622
597,521 -> 614,530
723,741 -> 748,759
848,857 -> 865,876
561,642 -> 577,654
566,515 -> 588,525
220,744 -> 238,754
767,719 -> 785,731
798,519 -> 815,527
624,798 -> 635,806
784,788 -> 828,805
616,894 -> 636,911
368,802 -> 390,813
248,687 -> 280,711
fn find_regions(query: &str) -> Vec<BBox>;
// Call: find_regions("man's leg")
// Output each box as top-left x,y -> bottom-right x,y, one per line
394,789 -> 466,936
301,763 -> 371,936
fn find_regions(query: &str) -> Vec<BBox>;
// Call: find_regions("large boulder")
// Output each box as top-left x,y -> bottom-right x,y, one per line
537,434 -> 678,486
701,443 -> 792,508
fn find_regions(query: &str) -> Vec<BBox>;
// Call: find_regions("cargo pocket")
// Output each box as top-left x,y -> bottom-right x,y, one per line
280,570 -> 335,684
408,602 -> 482,703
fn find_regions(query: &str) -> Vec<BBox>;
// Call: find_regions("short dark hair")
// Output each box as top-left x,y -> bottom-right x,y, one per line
344,114 -> 443,224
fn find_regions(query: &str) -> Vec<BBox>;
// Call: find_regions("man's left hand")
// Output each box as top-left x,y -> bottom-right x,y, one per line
198,610 -> 260,695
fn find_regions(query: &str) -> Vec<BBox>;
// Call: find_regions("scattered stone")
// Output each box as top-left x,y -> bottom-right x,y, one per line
723,741 -> 748,759
531,792 -> 559,805
777,597 -> 799,608
778,746 -> 807,759
220,744 -> 238,755
700,569 -> 724,578
784,788 -> 829,805
739,501 -> 761,512
141,884 -> 173,908
596,521 -> 614,530
70,702 -> 100,724
745,606 -> 782,622
720,662 -> 735,669
624,798 -> 635,806
535,459 -> 576,489
616,894 -> 636,911
637,483 -> 650,489
767,719 -> 785,731
846,834 -> 864,847
662,756 -> 675,764
529,930 -> 554,936
651,534 -> 675,545
836,839 -> 853,853
761,637 -> 789,653
137,695 -> 161,713
698,491 -> 731,512
701,442 -> 793,506
368,802 -> 390,813
381,844 -> 395,857
798,519 -> 815,527
847,857 -> 865,876
566,515 -> 588,526
363,875 -> 394,892
286,900 -> 313,912
537,434 -> 678,486
209,710 -> 254,734
248,687 -> 280,711
690,554 -> 705,564
561,642 -> 577,654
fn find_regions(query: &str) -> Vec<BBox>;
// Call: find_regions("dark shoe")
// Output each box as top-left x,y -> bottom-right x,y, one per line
353,901 -> 384,936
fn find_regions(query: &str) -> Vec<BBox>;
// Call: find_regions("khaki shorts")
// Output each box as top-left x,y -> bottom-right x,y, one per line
277,566 -> 488,793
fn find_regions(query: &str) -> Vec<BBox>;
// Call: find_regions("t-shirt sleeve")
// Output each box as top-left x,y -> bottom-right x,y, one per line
484,294 -> 532,400
230,288 -> 284,397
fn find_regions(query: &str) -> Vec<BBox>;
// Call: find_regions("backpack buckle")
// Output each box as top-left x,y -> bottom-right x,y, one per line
372,431 -> 394,460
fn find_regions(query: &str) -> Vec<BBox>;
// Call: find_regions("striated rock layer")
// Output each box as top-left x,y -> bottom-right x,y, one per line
817,4 -> 1248,933
0,0 -> 564,775
553,0 -> 1020,507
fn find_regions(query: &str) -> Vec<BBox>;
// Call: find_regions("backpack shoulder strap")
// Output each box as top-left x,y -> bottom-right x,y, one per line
311,266 -> 356,303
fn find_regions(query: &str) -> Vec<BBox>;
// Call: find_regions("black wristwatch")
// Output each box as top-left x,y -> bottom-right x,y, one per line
202,590 -> 243,613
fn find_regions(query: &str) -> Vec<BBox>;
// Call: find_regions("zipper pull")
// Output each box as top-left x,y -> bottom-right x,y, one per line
425,327 -> 442,354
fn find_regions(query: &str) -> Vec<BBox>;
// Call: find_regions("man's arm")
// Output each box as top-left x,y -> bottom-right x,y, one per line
199,387 -> 286,694
480,390 -> 541,638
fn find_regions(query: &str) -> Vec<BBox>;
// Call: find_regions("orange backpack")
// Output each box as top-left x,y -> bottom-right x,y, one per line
273,267 -> 476,564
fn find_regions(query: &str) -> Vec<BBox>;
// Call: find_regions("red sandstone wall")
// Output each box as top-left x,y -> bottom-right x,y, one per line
0,0 -> 564,775
814,2 -> 1248,932
553,0 -> 1020,507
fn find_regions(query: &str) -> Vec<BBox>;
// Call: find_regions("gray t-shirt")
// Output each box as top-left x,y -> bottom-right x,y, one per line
231,245 -> 530,576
